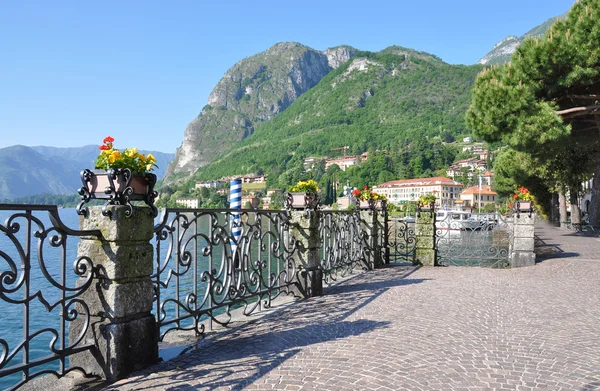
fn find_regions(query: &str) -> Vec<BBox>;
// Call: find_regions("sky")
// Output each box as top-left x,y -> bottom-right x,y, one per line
0,0 -> 574,154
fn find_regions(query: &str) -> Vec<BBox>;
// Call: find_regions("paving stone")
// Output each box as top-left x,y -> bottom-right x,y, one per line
97,221 -> 600,391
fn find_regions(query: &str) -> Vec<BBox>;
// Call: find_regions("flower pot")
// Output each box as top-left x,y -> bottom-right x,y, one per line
517,201 -> 532,211
285,192 -> 320,210
77,168 -> 158,217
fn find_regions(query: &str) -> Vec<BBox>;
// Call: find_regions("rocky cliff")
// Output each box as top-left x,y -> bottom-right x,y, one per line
478,13 -> 567,65
164,42 -> 355,184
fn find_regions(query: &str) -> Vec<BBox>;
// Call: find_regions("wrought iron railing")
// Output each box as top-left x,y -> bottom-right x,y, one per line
0,205 -> 101,391
153,208 -> 298,341
319,211 -> 368,282
435,212 -> 512,268
386,217 -> 416,264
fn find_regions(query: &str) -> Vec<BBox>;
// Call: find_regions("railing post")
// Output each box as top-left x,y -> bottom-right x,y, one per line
381,203 -> 390,265
70,206 -> 158,381
415,209 -> 436,266
510,212 -> 536,267
288,210 -> 323,297
359,209 -> 379,269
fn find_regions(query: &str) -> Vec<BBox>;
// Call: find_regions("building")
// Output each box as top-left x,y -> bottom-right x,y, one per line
241,195 -> 259,209
303,157 -> 325,171
446,158 -> 487,180
459,185 -> 498,211
175,198 -> 200,208
325,156 -> 360,171
480,171 -> 494,186
220,174 -> 267,184
195,181 -> 223,189
373,177 -> 463,207
461,145 -> 489,161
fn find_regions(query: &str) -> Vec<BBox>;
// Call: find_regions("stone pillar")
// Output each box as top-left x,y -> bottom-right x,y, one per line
510,212 -> 536,267
70,206 -> 158,381
288,210 -> 323,297
415,211 -> 436,266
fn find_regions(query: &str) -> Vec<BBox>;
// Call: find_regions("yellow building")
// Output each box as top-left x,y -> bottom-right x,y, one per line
373,177 -> 463,207
459,185 -> 498,210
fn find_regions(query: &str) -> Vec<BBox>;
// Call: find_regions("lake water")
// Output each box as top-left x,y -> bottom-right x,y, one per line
0,207 -> 290,390
0,207 -> 83,390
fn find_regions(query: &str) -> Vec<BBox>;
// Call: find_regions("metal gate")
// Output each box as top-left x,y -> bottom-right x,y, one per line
386,217 -> 416,264
435,211 -> 512,268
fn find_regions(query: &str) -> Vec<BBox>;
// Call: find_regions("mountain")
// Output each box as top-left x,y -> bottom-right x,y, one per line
164,42 -> 355,184
188,47 -> 482,184
478,13 -> 567,65
0,145 -> 174,200
0,146 -> 82,199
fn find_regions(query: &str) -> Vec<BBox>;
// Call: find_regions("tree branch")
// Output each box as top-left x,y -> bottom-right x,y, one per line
556,104 -> 600,118
566,94 -> 600,100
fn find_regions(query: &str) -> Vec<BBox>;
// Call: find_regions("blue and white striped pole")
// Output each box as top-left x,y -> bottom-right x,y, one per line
230,178 -> 242,257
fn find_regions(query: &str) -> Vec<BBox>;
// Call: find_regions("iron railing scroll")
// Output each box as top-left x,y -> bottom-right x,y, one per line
0,205 -> 102,391
435,211 -> 512,268
153,208 -> 298,341
319,211 -> 368,282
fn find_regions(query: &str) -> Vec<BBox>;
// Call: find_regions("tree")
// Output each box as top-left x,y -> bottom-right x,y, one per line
466,0 -> 600,223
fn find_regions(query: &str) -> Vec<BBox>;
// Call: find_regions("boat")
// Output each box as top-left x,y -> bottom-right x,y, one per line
435,209 -> 480,231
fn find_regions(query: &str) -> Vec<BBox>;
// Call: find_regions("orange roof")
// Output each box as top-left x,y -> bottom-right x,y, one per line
375,177 -> 463,188
461,185 -> 497,195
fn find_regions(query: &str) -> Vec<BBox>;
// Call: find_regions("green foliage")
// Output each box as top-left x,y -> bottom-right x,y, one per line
467,0 -> 600,214
181,49 -> 479,196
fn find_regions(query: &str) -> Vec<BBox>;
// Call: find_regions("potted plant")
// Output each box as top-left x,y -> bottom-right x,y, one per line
511,186 -> 536,215
418,193 -> 437,210
77,136 -> 159,217
353,186 -> 387,210
285,180 -> 320,210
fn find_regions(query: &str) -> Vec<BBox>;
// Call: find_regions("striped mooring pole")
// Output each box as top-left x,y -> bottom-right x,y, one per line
230,178 -> 242,256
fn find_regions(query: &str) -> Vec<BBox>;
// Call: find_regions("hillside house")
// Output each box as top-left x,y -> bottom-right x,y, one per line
446,158 -> 488,180
459,185 -> 498,210
175,198 -> 200,208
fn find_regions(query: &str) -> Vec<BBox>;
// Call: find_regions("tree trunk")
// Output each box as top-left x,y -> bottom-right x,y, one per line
551,193 -> 561,227
559,193 -> 568,229
570,188 -> 581,225
589,161 -> 600,226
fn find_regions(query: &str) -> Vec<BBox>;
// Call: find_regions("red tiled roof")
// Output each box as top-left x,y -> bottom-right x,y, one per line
461,185 -> 497,195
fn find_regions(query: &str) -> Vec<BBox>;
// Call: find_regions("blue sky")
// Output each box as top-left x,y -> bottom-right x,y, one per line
0,0 -> 573,153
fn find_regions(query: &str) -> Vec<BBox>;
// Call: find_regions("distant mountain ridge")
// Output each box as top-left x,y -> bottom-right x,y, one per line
478,12 -> 568,65
0,145 -> 174,200
189,47 -> 482,184
164,42 -> 356,184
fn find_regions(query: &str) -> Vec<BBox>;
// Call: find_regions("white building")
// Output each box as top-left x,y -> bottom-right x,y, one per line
373,177 -> 463,207
175,198 -> 200,208
195,181 -> 223,189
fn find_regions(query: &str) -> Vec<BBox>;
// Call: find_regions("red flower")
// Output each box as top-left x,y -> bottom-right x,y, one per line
103,136 -> 114,144
352,189 -> 360,196
363,186 -> 368,190
509,203 -> 513,208
99,144 -> 109,150
513,194 -> 519,199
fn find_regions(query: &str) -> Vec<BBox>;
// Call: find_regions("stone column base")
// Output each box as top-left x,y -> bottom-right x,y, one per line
510,251 -> 536,268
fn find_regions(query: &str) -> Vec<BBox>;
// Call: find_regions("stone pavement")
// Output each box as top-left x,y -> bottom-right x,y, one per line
100,222 -> 600,391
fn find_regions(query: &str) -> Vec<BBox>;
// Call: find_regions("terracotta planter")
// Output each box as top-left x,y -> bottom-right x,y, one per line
517,201 -> 532,211
285,191 -> 320,210
77,168 -> 158,217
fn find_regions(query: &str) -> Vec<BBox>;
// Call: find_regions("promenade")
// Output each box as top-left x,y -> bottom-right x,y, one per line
101,222 -> 600,391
